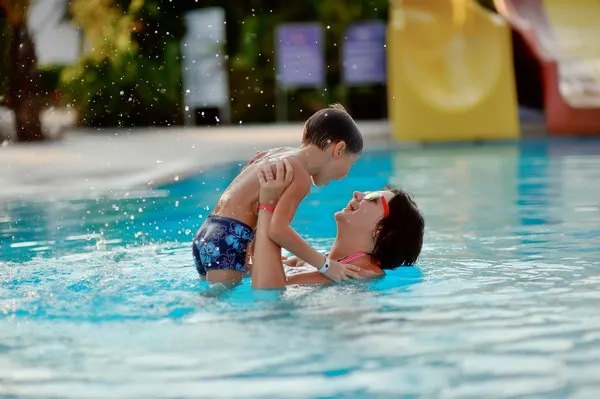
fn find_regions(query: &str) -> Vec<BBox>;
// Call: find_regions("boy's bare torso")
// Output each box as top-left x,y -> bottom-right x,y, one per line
212,147 -> 305,228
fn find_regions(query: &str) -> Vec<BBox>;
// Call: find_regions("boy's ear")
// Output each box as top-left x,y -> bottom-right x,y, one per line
334,141 -> 347,158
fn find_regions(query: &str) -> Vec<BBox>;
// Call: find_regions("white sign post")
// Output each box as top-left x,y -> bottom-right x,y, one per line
181,7 -> 229,125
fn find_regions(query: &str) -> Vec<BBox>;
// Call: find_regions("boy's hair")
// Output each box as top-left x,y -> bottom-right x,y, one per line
302,103 -> 363,154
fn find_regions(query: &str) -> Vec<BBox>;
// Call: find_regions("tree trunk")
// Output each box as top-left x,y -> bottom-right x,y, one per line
8,22 -> 45,142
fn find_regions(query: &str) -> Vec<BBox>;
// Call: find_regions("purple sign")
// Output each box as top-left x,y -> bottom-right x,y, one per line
276,23 -> 325,88
342,22 -> 387,85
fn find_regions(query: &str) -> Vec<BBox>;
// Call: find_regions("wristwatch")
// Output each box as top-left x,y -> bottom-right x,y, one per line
318,255 -> 331,274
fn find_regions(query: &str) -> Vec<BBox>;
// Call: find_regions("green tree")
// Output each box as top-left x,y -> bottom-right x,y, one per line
213,0 -> 388,122
0,0 -> 45,141
61,0 -> 187,127
60,0 -> 390,126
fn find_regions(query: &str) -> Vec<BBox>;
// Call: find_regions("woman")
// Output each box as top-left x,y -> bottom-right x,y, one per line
251,161 -> 425,289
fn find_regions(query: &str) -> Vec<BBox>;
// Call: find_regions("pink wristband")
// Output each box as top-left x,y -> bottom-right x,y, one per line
258,204 -> 275,213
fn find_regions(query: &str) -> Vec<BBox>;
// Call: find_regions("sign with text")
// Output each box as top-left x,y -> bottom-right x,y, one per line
342,22 -> 387,85
275,23 -> 325,88
181,8 -> 228,109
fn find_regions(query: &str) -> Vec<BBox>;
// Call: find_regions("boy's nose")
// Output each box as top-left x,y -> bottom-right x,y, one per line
353,191 -> 365,201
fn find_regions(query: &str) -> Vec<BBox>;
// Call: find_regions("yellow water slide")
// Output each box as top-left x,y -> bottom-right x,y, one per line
387,0 -> 520,141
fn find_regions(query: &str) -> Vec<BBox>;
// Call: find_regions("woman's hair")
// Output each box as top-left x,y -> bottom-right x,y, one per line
370,186 -> 424,269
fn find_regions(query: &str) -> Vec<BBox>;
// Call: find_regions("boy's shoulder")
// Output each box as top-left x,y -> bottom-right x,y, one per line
262,148 -> 308,173
274,154 -> 312,191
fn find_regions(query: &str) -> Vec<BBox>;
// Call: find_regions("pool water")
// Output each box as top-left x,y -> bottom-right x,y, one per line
1,140 -> 600,398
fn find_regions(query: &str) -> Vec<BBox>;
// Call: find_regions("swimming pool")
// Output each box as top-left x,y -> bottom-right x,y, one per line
2,139 -> 600,398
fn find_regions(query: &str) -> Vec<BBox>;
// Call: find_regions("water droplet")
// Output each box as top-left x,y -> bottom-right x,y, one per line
174,175 -> 179,181
138,208 -> 143,213
215,116 -> 220,122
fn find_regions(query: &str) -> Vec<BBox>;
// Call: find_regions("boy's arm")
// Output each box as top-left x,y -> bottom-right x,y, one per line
267,167 -> 327,268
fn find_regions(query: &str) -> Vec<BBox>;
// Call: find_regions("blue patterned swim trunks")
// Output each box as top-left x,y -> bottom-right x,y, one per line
192,215 -> 255,276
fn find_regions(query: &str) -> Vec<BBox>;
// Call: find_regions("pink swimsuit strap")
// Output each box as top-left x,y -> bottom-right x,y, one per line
337,252 -> 369,264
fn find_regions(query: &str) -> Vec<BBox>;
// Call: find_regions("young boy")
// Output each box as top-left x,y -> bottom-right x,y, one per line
192,103 -> 364,284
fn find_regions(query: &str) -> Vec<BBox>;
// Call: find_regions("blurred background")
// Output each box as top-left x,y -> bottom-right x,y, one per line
1,0 -> 599,143
0,0 -> 515,142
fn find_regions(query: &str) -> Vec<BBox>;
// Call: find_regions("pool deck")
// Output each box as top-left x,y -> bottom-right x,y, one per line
0,121 -> 396,202
0,105 -> 549,203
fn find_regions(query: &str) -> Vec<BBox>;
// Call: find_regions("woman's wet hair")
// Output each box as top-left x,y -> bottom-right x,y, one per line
370,186 -> 424,269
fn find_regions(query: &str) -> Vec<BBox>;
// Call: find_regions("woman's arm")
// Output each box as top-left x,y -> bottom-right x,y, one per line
250,160 -> 376,289
252,207 -> 288,289
286,267 -> 379,285
283,256 -> 306,267
251,160 -> 294,290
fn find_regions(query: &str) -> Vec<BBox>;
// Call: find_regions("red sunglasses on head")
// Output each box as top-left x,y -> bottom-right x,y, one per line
364,191 -> 389,217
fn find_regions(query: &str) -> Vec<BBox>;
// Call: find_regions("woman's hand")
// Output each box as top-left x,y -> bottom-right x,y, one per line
282,256 -> 306,267
323,259 -> 362,282
257,159 -> 294,207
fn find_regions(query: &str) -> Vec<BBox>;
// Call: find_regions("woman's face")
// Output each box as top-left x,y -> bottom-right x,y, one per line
335,190 -> 394,233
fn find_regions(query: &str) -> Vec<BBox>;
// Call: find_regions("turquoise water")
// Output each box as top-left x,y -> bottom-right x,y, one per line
1,140 -> 600,398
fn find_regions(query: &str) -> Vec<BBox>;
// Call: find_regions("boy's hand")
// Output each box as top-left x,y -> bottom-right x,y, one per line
323,259 -> 362,282
257,159 -> 294,206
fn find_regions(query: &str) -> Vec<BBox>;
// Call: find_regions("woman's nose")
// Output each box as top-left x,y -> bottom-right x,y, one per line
353,191 -> 364,201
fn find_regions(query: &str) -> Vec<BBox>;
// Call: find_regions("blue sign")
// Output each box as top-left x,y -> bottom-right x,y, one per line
275,23 -> 325,88
342,22 -> 387,85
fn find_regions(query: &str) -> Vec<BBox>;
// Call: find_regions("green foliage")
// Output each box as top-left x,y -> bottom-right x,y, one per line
221,0 -> 389,123
39,65 -> 65,105
6,0 -> 502,125
60,0 -> 185,126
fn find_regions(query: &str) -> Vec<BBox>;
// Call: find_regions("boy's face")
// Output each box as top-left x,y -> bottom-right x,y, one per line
313,149 -> 359,186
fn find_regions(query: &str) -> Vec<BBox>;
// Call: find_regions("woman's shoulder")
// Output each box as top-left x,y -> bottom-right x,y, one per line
356,262 -> 385,278
350,256 -> 385,277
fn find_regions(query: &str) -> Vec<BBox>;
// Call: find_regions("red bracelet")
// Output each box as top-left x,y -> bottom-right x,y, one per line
258,204 -> 275,213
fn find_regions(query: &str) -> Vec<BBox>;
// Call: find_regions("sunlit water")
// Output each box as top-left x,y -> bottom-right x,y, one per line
2,140 -> 600,398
